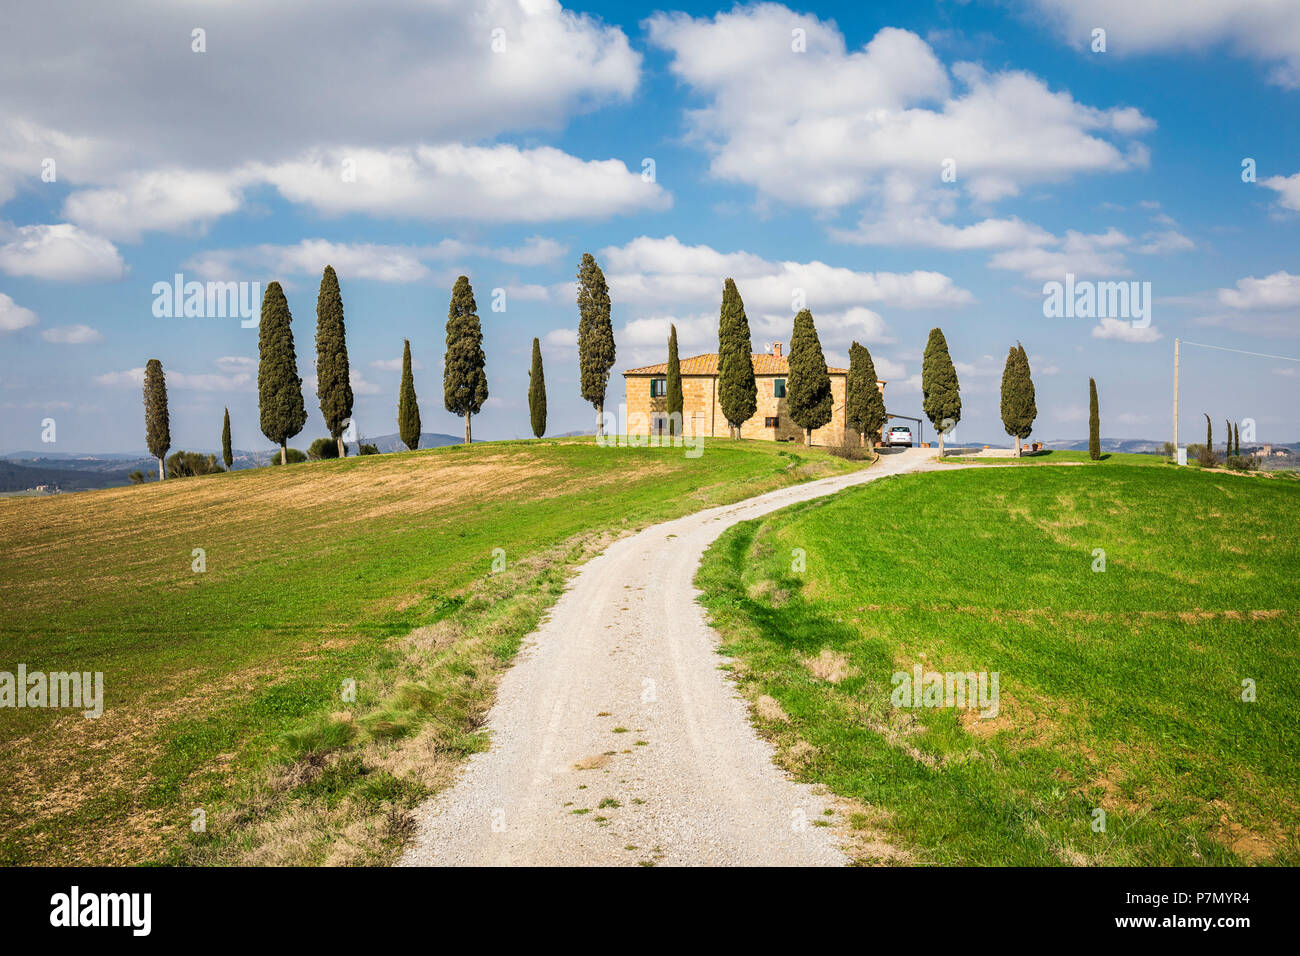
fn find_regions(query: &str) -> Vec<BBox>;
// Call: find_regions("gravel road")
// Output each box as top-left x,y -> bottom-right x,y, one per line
400,447 -> 939,866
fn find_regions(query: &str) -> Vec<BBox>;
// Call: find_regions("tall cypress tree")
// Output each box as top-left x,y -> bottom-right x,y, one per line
221,406 -> 233,470
143,358 -> 170,480
315,265 -> 354,459
846,341 -> 886,448
666,323 -> 683,437
717,278 -> 757,438
922,327 -> 961,457
787,309 -> 833,446
1202,413 -> 1214,467
257,281 -> 307,465
398,338 -> 421,451
1234,422 -> 1240,456
999,342 -> 1037,456
528,337 -> 547,439
1088,378 -> 1101,461
576,253 -> 616,438
444,275 -> 488,444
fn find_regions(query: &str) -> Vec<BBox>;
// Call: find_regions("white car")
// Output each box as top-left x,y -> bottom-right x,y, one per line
887,425 -> 913,447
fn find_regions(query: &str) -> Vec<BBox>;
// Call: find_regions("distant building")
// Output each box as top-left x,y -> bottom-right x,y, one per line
623,341 -> 885,445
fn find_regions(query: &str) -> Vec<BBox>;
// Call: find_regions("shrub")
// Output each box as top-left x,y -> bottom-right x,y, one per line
359,443 -> 380,456
1226,455 -> 1259,472
825,440 -> 873,461
128,470 -> 146,484
308,437 -> 341,460
270,448 -> 307,466
166,450 -> 223,478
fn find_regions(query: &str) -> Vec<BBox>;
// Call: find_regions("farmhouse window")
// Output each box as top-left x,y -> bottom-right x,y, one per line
650,378 -> 667,397
765,416 -> 779,427
773,378 -> 786,398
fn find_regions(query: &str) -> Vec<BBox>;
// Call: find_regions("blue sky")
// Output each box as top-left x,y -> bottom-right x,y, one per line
1,0 -> 1298,453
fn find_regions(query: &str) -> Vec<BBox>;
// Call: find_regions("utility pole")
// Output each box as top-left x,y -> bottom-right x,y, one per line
1172,337 -> 1180,453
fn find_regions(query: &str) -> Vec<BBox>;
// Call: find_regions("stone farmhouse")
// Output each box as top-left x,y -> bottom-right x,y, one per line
622,341 -> 886,445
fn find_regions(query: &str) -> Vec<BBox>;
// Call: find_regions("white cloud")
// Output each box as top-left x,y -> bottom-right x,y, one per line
0,2 -> 650,231
186,235 -> 572,284
1217,271 -> 1300,309
645,8 -> 1152,210
1136,230 -> 1194,255
305,369 -> 382,397
597,235 -> 973,312
258,144 -> 668,223
0,222 -> 125,281
96,360 -> 254,391
0,292 -> 37,332
990,228 -> 1131,280
833,214 -> 1055,250
188,241 -> 431,284
1261,171 -> 1300,213
1091,318 -> 1162,343
63,168 -> 246,241
41,324 -> 102,344
1027,0 -> 1300,88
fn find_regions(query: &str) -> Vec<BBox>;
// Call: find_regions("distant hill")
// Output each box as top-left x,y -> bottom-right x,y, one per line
0,459 -> 141,493
348,432 -> 469,454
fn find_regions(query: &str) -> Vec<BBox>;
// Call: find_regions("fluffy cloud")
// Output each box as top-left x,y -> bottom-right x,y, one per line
256,145 -> 667,223
62,169 -> 245,241
597,236 -> 972,313
0,1 -> 652,233
989,228 -> 1131,281
833,214 -> 1054,250
1216,271 -> 1300,309
1261,171 -> 1300,213
41,324 -> 103,344
186,234 -> 572,285
0,292 -> 38,332
1027,0 -> 1300,88
1091,318 -> 1162,343
95,366 -> 253,391
645,8 -> 1151,209
0,222 -> 126,281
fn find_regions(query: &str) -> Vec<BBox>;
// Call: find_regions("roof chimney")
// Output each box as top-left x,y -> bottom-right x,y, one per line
772,341 -> 782,358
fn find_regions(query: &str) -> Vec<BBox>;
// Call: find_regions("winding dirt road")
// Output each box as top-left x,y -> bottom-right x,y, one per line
401,447 -> 939,866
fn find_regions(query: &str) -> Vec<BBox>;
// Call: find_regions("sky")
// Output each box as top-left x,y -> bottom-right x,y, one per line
1,0 -> 1298,454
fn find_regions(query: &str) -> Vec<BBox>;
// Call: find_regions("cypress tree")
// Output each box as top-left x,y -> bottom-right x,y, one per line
786,309 -> 833,446
257,281 -> 307,465
1201,413 -> 1214,467
1234,422 -> 1240,456
666,324 -> 683,437
528,337 -> 547,439
576,253 -> 616,437
846,341 -> 886,448
999,342 -> 1037,456
315,265 -> 354,459
444,275 -> 488,444
143,358 -> 170,480
717,278 -> 757,438
221,406 -> 233,470
922,327 -> 961,457
1088,378 -> 1101,461
398,338 -> 421,451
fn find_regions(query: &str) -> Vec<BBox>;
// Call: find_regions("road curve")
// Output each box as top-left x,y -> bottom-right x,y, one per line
400,447 -> 939,866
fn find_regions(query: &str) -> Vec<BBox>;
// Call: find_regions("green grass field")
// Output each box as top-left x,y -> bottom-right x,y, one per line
0,437 -> 860,865
939,449 -> 1167,466
697,463 -> 1300,865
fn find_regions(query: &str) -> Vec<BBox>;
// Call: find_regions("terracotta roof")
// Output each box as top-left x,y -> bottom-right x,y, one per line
624,353 -> 861,377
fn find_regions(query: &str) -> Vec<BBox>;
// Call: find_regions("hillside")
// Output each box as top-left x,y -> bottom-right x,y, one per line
0,437 -> 862,865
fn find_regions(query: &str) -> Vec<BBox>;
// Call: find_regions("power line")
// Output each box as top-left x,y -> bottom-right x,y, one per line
1180,340 -> 1300,363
